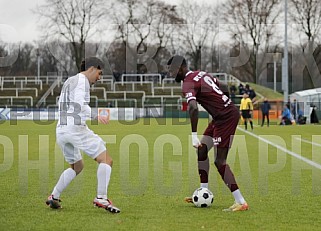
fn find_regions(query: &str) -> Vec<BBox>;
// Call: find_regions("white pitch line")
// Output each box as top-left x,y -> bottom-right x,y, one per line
237,126 -> 321,170
294,137 -> 321,148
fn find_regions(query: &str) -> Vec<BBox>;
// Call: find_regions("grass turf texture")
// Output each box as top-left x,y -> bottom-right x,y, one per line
0,119 -> 321,230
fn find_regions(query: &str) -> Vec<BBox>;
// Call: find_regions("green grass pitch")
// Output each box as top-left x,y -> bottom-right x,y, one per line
1,119 -> 321,230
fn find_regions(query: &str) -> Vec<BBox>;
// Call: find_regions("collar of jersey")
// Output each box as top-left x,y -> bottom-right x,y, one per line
185,71 -> 194,77
79,72 -> 86,78
78,72 -> 90,85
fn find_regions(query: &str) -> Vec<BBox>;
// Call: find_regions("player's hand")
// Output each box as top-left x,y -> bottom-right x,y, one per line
191,132 -> 201,148
98,115 -> 109,124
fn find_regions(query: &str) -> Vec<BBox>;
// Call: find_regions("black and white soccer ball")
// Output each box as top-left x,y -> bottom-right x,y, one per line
192,187 -> 214,208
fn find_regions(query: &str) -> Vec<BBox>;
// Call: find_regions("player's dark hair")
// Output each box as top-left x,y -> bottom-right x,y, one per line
80,57 -> 104,71
167,55 -> 187,67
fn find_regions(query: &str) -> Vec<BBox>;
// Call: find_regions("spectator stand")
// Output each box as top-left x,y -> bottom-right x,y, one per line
0,76 -> 44,108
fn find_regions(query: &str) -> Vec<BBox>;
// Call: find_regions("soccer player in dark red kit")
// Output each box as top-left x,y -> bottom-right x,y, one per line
167,55 -> 249,212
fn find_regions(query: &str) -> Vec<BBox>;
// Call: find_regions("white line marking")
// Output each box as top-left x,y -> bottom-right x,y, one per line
294,137 -> 321,148
237,127 -> 321,170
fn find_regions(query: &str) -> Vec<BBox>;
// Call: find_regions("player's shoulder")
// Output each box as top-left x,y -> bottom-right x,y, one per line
185,71 -> 215,81
185,71 -> 198,79
64,73 -> 87,90
245,98 -> 252,104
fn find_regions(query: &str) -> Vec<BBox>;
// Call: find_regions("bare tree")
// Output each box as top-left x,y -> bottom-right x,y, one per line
0,43 -> 36,76
110,0 -> 184,73
289,0 -> 321,90
177,1 -> 218,71
222,0 -> 281,83
289,0 -> 321,43
37,40 -> 70,76
0,40 -> 19,72
34,0 -> 108,71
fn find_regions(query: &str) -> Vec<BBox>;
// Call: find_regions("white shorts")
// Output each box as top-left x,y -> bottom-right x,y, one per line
56,125 -> 106,164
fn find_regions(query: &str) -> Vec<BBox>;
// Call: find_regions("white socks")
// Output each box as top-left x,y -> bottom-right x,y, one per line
52,168 -> 76,199
51,164 -> 112,200
97,163 -> 112,199
232,189 -> 246,204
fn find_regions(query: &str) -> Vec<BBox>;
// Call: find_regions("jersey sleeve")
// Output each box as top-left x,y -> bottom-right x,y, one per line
182,78 -> 199,103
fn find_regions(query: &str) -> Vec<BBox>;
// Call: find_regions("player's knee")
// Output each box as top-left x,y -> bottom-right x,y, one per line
108,157 -> 113,167
105,154 -> 113,166
96,152 -> 113,166
75,167 -> 83,175
72,160 -> 84,175
197,144 -> 208,161
214,159 -> 225,169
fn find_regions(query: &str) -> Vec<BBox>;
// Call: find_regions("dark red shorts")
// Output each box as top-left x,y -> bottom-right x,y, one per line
203,112 -> 239,148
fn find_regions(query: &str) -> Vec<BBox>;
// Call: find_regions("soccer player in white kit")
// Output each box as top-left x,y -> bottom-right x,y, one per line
46,57 -> 120,213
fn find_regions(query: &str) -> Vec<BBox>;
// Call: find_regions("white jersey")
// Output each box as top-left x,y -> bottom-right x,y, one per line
57,73 -> 96,126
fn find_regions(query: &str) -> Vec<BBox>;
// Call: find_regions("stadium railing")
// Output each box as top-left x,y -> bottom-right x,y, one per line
1,77 -> 43,90
114,82 -> 154,95
0,73 -> 242,109
121,74 -> 162,85
90,86 -> 107,100
35,76 -> 62,108
104,99 -> 137,108
153,86 -> 181,96
144,95 -> 182,107
161,78 -> 181,88
96,75 -> 114,90
0,88 -> 39,97
0,96 -> 33,107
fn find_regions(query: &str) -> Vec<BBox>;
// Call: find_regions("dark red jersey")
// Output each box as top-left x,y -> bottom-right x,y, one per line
182,71 -> 238,121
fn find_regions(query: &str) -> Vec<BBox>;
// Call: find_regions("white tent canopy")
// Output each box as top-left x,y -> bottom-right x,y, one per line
290,88 -> 321,124
290,88 -> 321,102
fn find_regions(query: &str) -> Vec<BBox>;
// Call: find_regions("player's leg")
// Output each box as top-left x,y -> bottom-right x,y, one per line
185,123 -> 214,203
185,137 -> 213,203
198,144 -> 209,187
52,160 -> 83,197
214,115 -> 248,211
214,147 -> 239,194
244,118 -> 248,130
242,111 -> 248,130
198,134 -> 214,188
261,114 -> 265,127
75,127 -> 120,213
78,127 -> 112,201
185,143 -> 210,204
95,150 -> 113,200
267,113 -> 270,127
46,135 -> 82,209
249,111 -> 254,130
89,151 -> 118,212
48,160 -> 83,207
214,147 -> 248,212
93,151 -> 120,213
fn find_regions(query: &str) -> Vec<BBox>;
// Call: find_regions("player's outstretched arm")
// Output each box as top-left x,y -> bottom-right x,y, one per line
188,100 -> 201,148
188,100 -> 198,132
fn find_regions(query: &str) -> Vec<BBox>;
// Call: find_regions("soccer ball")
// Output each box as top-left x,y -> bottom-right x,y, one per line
192,188 -> 214,208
